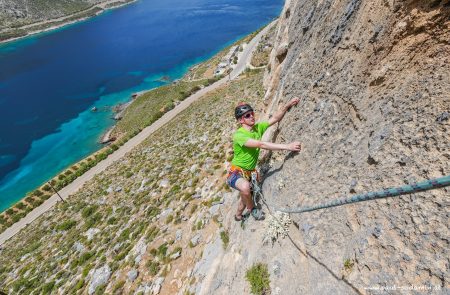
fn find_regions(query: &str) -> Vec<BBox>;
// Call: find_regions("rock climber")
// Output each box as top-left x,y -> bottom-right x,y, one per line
227,98 -> 301,221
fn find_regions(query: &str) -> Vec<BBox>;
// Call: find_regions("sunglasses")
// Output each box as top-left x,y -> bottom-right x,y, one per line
243,112 -> 254,119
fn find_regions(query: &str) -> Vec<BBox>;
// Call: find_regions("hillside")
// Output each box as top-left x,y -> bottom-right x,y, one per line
0,0 -> 134,42
0,33 -> 268,293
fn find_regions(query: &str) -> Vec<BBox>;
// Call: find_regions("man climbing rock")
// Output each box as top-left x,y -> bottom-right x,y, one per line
227,98 -> 302,221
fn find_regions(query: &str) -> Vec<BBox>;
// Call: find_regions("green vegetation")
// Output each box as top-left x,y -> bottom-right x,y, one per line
112,77 -> 220,137
220,230 -> 230,249
56,219 -> 77,231
147,260 -> 160,276
344,258 -> 354,271
112,280 -> 125,293
245,263 -> 271,295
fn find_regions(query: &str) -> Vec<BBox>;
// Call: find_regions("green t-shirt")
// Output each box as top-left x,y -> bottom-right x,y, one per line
231,122 -> 270,170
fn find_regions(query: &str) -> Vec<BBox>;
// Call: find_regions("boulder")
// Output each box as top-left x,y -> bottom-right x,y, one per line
127,269 -> 139,282
175,229 -> 182,241
159,179 -> 169,188
190,234 -> 201,247
84,228 -> 100,241
88,265 -> 111,295
170,252 -> 181,260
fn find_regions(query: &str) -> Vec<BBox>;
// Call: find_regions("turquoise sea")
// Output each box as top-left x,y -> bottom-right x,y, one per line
0,0 -> 283,211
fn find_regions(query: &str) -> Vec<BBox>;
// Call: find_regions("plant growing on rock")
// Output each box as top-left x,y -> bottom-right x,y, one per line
220,230 -> 229,249
246,263 -> 271,295
263,212 -> 291,245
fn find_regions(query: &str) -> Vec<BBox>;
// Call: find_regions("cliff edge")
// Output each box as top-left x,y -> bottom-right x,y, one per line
197,0 -> 449,294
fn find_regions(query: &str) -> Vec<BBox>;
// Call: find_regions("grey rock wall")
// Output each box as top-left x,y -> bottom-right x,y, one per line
262,0 -> 449,293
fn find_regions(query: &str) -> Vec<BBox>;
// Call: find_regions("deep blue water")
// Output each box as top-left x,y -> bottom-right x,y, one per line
0,0 -> 283,211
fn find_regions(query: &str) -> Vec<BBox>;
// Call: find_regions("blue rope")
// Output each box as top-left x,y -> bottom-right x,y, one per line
252,174 -> 450,214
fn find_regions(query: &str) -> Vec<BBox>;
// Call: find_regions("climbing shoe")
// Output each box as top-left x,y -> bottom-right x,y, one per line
234,212 -> 249,222
250,208 -> 265,220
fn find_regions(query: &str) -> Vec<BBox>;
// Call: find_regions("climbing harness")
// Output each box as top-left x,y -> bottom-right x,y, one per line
228,165 -> 256,181
251,174 -> 450,214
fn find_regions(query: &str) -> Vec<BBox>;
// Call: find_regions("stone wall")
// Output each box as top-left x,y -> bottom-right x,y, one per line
262,0 -> 449,292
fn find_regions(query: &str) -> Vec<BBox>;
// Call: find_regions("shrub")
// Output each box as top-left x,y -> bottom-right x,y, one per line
32,189 -> 44,197
32,199 -> 44,207
40,194 -> 51,201
195,220 -> 203,230
245,263 -> 270,295
42,281 -> 55,294
84,212 -> 102,229
79,251 -> 94,265
57,219 -> 76,231
220,231 -> 229,249
146,226 -> 159,242
147,260 -> 160,276
112,281 -> 125,293
157,243 -> 168,259
42,184 -> 51,191
96,153 -> 107,161
73,279 -> 84,291
344,259 -> 354,271
11,213 -> 25,223
119,228 -> 131,241
25,196 -> 34,203
166,214 -> 174,224
107,217 -> 117,225
82,265 -> 92,277
81,206 -> 97,218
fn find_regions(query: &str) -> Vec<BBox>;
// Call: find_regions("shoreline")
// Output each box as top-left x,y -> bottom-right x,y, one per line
99,92 -> 142,144
0,19 -> 272,214
0,0 -> 137,45
0,21 -> 274,244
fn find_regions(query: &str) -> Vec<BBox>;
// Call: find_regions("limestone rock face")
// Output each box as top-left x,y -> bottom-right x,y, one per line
261,0 -> 450,292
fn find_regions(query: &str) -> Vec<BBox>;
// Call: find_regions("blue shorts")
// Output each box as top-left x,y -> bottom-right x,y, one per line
226,171 -> 243,190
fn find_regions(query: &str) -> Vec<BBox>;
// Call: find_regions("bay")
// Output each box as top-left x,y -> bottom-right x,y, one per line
0,0 -> 283,211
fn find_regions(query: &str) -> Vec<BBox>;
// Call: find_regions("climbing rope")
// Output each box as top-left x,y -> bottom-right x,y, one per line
251,173 -> 450,214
